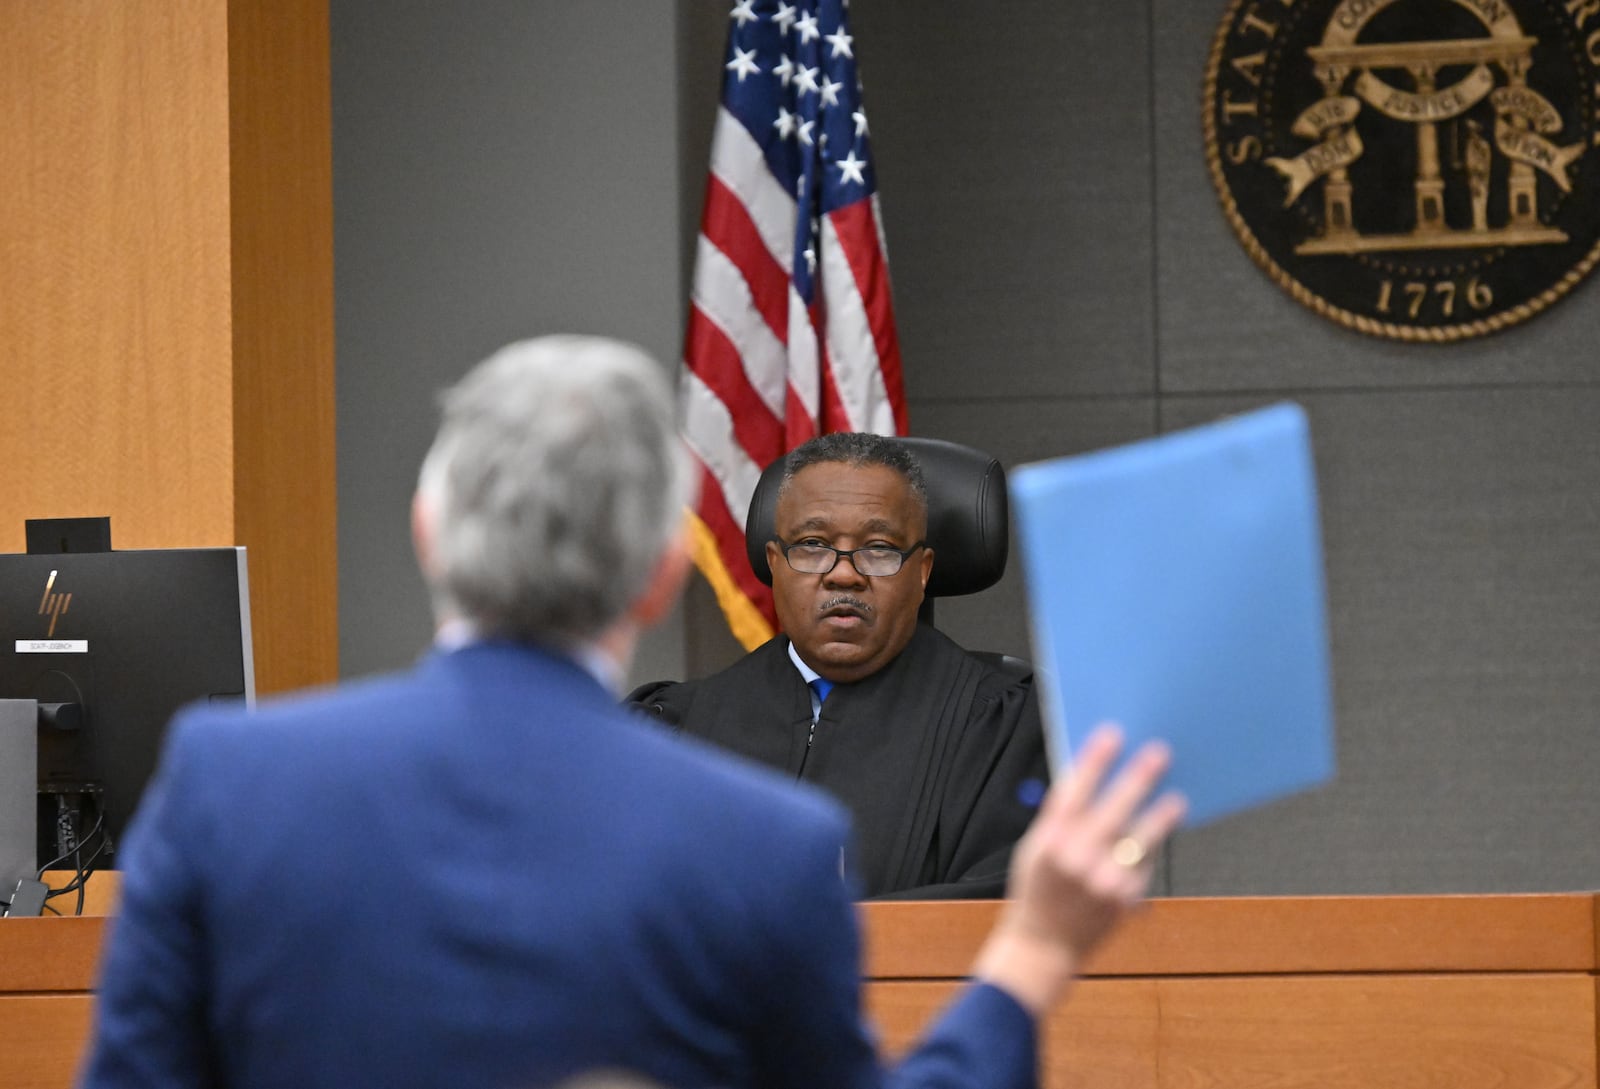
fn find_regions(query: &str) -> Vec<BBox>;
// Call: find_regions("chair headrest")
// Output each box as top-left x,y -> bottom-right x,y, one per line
744,436 -> 1010,598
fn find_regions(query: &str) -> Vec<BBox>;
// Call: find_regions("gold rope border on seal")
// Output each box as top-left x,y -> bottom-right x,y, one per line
1200,0 -> 1600,343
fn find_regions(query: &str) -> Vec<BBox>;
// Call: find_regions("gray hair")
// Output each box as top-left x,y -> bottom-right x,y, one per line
416,336 -> 691,645
778,432 -> 927,516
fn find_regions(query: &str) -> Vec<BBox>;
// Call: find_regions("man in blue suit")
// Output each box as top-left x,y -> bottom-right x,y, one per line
81,336 -> 1184,1089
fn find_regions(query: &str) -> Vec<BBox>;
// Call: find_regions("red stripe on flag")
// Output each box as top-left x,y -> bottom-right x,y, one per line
829,200 -> 908,434
684,306 -> 784,465
700,177 -> 791,347
810,301 -> 855,435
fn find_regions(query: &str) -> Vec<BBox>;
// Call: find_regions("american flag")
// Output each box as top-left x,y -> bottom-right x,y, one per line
681,0 -> 907,650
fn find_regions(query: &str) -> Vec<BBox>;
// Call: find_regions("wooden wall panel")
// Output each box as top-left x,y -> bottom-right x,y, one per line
867,974 -> 1597,1089
0,0 -> 236,551
226,0 -> 337,693
0,996 -> 95,1089
0,1 -> 336,693
0,918 -> 104,992
1140,974 -> 1597,1089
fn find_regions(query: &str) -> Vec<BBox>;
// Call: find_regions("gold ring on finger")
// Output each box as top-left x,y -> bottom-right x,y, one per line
1112,836 -> 1147,868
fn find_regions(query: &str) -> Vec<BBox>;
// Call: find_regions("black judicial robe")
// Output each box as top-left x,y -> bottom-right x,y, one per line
629,625 -> 1048,899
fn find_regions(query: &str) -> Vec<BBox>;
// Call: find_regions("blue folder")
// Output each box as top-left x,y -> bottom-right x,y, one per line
1009,403 -> 1336,826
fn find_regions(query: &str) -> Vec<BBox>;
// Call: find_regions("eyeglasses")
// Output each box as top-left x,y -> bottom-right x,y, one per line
773,536 -> 927,578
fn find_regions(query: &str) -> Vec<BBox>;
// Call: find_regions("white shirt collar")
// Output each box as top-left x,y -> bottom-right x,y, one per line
433,617 -> 479,652
788,640 -> 830,722
569,642 -> 627,697
787,639 -> 821,685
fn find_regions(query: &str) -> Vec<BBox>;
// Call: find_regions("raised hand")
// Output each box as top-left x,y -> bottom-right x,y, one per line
974,725 -> 1187,1016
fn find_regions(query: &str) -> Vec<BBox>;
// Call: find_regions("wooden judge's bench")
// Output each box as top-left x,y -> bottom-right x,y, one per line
3,880 -> 1597,1088
862,895 -> 1600,1086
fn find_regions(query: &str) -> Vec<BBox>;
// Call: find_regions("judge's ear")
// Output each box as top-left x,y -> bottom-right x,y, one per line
917,544 -> 934,592
630,522 -> 693,630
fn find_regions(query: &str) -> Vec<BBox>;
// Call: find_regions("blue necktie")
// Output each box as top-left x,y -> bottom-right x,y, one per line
810,678 -> 833,706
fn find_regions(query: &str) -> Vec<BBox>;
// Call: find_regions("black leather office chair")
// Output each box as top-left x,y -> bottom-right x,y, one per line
744,436 -> 1030,681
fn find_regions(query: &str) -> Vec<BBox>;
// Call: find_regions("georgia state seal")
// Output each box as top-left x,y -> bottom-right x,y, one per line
1204,0 -> 1600,340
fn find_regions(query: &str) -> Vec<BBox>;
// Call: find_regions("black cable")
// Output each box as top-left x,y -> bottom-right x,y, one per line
57,811 -> 111,883
36,804 -> 104,877
72,817 -> 85,916
47,837 -> 107,889
68,813 -> 82,914
31,673 -> 101,913
39,796 -> 111,915
47,829 -> 111,902
47,826 -> 109,897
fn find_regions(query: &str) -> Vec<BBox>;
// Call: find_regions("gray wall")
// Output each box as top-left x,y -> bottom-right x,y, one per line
332,1 -> 688,687
336,3 -> 1600,895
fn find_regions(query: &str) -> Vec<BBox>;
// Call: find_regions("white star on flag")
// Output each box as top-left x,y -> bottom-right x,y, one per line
835,149 -> 867,185
725,46 -> 760,82
825,28 -> 853,58
773,107 -> 797,139
819,76 -> 843,107
730,0 -> 758,27
794,11 -> 820,43
773,2 -> 798,32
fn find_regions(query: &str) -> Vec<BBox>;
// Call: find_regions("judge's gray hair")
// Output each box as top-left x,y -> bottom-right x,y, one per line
416,335 -> 691,645
778,432 -> 927,516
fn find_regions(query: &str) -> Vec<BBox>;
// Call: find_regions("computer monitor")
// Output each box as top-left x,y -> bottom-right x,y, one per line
0,547 -> 255,870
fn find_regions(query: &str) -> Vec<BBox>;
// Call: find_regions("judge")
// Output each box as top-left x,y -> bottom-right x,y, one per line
631,433 -> 1047,899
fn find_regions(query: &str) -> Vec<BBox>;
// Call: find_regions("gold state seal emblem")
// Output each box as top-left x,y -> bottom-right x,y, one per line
1204,0 -> 1600,340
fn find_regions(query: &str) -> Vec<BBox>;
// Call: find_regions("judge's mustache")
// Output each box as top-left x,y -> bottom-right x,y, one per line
820,595 -> 873,616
